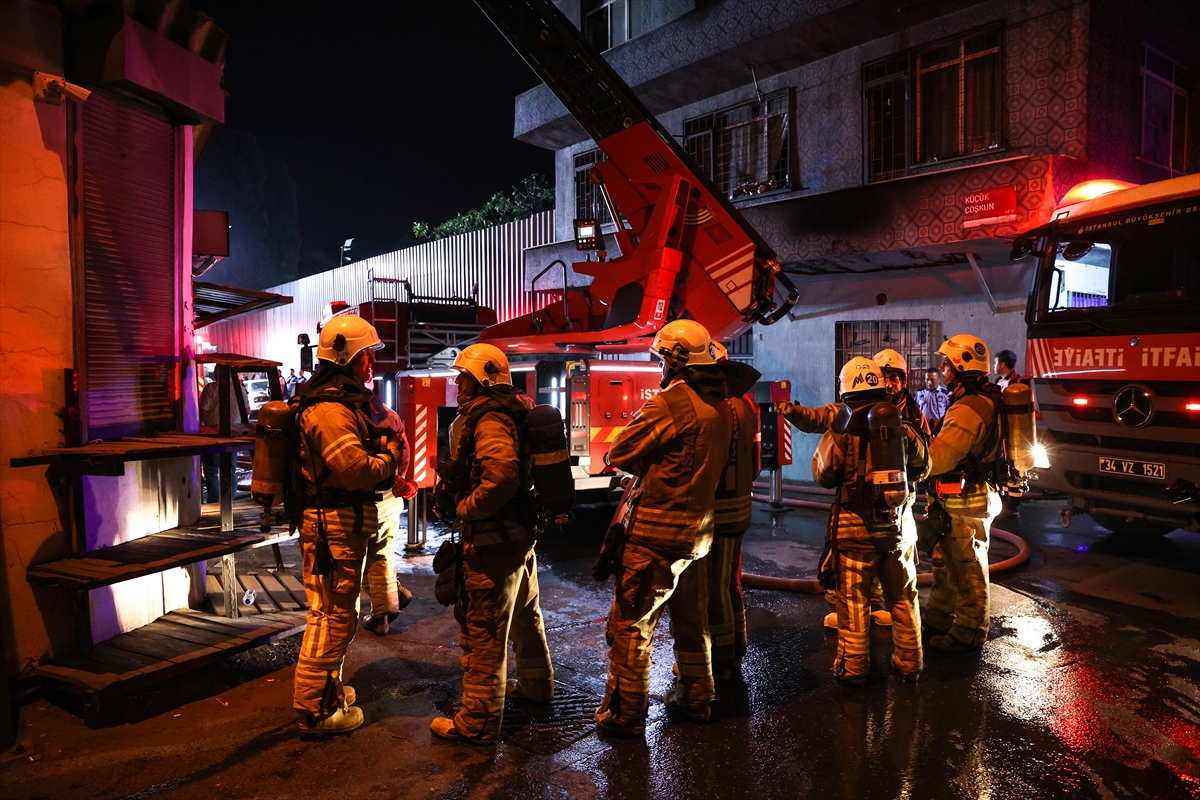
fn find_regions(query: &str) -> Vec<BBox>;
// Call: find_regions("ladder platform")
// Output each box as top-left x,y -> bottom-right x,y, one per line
37,608 -> 307,727
27,502 -> 294,590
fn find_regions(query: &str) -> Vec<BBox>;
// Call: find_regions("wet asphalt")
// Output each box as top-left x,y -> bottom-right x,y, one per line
2,493 -> 1198,800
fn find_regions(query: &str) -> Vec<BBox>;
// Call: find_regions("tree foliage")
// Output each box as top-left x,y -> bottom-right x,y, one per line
413,174 -> 554,241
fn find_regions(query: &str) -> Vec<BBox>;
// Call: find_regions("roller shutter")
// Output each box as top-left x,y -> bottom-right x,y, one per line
79,92 -> 178,439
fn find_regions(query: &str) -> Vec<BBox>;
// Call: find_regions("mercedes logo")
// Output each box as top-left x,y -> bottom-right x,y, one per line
1113,384 -> 1153,428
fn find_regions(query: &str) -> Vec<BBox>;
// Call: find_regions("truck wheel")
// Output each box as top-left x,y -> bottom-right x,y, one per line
1090,511 -> 1176,537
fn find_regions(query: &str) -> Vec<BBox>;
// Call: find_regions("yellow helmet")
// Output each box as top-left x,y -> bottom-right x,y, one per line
709,341 -> 729,363
839,356 -> 885,397
317,314 -> 383,366
650,320 -> 715,371
937,334 -> 990,374
451,343 -> 511,387
873,348 -> 908,376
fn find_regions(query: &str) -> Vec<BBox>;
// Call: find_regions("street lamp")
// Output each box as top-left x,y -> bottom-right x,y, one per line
339,237 -> 355,266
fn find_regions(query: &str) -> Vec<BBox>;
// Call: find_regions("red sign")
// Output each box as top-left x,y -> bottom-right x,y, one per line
963,185 -> 1018,228
1026,334 -> 1200,382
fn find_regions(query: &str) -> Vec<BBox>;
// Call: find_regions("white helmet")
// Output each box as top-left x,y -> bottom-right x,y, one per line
937,334 -> 990,375
317,314 -> 383,366
451,343 -> 511,387
873,348 -> 908,376
839,356 -> 885,397
650,320 -> 715,371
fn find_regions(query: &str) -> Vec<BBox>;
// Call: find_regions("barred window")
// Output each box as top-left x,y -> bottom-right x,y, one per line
1141,46 -> 1189,176
683,89 -> 790,202
573,149 -> 612,226
834,320 -> 931,396
865,58 -> 908,182
915,29 -> 1002,163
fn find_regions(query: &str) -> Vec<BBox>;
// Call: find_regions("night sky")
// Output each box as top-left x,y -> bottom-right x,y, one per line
190,0 -> 554,288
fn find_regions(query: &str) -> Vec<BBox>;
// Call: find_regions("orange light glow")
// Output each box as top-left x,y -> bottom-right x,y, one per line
1072,397 -> 1089,406
1186,402 -> 1200,412
1058,180 -> 1138,207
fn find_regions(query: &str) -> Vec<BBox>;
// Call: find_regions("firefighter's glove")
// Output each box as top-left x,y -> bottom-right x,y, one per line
777,400 -> 796,419
591,524 -> 626,582
386,440 -> 404,463
393,477 -> 418,500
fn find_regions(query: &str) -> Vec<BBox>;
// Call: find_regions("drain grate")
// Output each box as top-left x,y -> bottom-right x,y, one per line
500,681 -> 598,754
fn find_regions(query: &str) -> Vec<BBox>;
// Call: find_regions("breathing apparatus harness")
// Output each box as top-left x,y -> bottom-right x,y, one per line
931,373 -> 1004,499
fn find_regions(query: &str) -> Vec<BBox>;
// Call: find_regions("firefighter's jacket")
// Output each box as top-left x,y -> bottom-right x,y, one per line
297,378 -> 397,545
927,380 -> 1001,517
781,402 -> 838,434
714,394 -> 761,537
607,367 -> 732,559
812,405 -> 929,554
449,390 -> 535,545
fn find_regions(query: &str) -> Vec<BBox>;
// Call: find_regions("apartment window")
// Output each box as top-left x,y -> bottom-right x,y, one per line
683,89 -> 790,202
865,58 -> 909,182
834,320 -> 930,396
574,149 -> 612,226
863,29 -> 1002,181
583,0 -> 642,52
1141,46 -> 1189,176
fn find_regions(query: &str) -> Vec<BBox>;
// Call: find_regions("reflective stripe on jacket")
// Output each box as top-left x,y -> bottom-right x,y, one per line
607,377 -> 731,558
928,385 -> 1000,515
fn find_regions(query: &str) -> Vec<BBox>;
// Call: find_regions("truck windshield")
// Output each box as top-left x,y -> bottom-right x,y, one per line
1037,197 -> 1200,317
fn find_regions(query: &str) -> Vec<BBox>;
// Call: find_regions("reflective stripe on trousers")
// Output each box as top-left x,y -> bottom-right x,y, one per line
706,535 -> 746,673
363,494 -> 403,614
834,544 -> 922,680
925,491 -> 1000,646
454,545 -> 553,741
597,544 -> 712,728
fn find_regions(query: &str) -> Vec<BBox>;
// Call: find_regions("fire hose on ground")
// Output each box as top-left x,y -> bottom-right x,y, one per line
742,487 -> 1032,593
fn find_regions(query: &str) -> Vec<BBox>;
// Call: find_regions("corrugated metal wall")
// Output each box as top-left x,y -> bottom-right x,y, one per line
202,211 -> 556,368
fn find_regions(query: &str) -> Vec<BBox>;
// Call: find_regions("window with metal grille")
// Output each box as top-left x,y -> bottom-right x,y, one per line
582,0 -> 643,52
683,89 -> 790,202
75,92 -> 179,440
864,58 -> 909,182
574,149 -> 612,226
915,29 -> 1002,164
721,328 -> 755,363
834,320 -> 931,396
1141,46 -> 1189,177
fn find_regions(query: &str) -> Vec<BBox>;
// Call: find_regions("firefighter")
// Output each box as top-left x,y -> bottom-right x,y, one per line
293,315 -> 403,737
923,334 -> 1004,653
779,349 -> 930,629
708,342 -> 762,681
595,320 -> 731,736
430,344 -> 554,744
361,396 -> 416,636
813,357 -> 929,685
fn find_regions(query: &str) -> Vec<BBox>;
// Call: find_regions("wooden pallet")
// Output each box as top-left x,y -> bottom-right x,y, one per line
37,608 -> 307,727
27,503 -> 295,590
205,569 -> 308,616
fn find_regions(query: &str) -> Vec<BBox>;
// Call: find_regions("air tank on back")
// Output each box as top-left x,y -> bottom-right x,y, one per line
867,401 -> 909,520
251,400 -> 295,532
1003,382 -> 1037,475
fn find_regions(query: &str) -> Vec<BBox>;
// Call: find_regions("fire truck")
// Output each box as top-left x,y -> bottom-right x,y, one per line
386,0 -> 800,500
1013,174 -> 1200,535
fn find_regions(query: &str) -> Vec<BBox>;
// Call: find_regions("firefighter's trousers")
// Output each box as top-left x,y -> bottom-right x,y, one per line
293,512 -> 370,718
834,544 -> 922,681
454,541 -> 553,741
363,495 -> 404,615
706,535 -> 746,676
597,544 -> 712,729
925,491 -> 1001,646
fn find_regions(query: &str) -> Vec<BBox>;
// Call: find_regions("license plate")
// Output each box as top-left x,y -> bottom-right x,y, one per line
1098,457 -> 1166,480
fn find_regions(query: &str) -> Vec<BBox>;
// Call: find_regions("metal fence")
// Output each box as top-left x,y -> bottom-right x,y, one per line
201,211 -> 556,369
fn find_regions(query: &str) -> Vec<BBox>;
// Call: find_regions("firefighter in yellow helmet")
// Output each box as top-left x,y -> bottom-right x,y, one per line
293,314 -> 405,737
429,343 -> 554,743
922,334 -> 1003,653
706,341 -> 762,681
777,349 -> 932,630
595,319 -> 731,736
813,357 -> 929,684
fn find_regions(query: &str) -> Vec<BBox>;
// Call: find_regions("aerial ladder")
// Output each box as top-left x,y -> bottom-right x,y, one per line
473,0 -> 799,354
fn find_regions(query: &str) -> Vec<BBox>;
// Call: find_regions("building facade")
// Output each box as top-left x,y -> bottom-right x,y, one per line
0,0 -> 225,678
518,0 -> 1198,473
